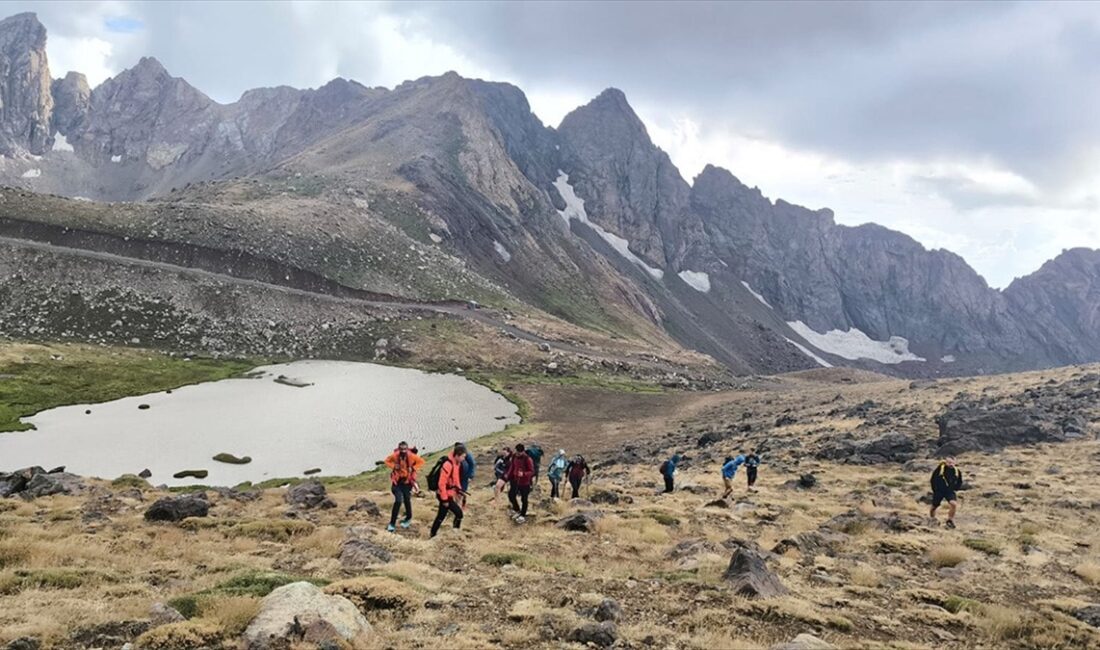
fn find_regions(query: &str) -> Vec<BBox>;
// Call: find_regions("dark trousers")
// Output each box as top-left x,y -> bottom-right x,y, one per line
747,467 -> 758,487
663,474 -> 674,493
509,484 -> 531,516
430,498 -> 463,537
550,477 -> 561,499
390,483 -> 412,526
569,476 -> 582,499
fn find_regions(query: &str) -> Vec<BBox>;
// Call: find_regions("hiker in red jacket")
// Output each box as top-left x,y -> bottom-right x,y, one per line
504,443 -> 535,523
430,443 -> 468,538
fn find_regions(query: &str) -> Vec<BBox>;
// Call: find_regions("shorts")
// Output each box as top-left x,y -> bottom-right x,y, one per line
932,490 -> 957,508
723,476 -> 734,490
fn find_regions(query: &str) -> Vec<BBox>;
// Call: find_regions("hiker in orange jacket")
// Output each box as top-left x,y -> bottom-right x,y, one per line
384,441 -> 425,532
430,443 -> 468,538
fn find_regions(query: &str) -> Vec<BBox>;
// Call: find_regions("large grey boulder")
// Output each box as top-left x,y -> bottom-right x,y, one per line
339,534 -> 393,570
935,402 -> 1086,455
243,581 -> 371,649
816,430 -> 921,464
723,547 -> 789,598
557,511 -> 603,532
285,480 -> 334,509
20,471 -> 84,499
771,634 -> 835,650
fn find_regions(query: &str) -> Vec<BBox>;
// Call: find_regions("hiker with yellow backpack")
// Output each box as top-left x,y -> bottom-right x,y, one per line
929,457 -> 964,529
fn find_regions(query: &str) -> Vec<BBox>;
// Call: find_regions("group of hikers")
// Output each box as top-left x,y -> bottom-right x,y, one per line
382,440 -> 966,537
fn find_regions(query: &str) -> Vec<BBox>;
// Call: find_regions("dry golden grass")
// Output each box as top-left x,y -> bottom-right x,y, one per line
929,543 -> 973,568
196,596 -> 260,636
1074,561 -> 1100,584
848,563 -> 881,587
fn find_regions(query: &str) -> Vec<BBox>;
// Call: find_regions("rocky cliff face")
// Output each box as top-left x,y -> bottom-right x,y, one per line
0,13 -> 52,156
0,12 -> 1095,376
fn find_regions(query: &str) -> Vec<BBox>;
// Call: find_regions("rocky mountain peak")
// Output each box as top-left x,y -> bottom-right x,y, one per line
51,71 -> 90,135
0,11 -> 52,155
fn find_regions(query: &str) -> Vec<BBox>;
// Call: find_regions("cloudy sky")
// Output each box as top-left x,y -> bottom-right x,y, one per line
14,1 -> 1100,287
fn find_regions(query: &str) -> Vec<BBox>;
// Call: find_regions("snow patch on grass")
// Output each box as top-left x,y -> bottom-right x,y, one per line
21,168 -> 41,178
678,270 -> 710,293
429,233 -> 443,244
941,355 -> 956,363
52,133 -> 74,152
741,281 -> 772,308
787,321 -> 925,364
785,337 -> 833,368
111,154 -> 122,163
553,171 -> 664,280
493,240 -> 512,262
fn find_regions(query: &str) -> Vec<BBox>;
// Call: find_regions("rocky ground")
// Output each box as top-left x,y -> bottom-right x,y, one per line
2,362 -> 1100,648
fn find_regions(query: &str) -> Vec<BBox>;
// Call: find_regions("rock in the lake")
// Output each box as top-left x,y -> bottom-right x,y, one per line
303,468 -> 322,476
557,511 -> 603,532
144,494 -> 209,522
212,453 -> 252,465
244,581 -> 371,649
286,479 -> 333,509
138,469 -> 152,479
723,547 -> 789,598
172,469 -> 208,480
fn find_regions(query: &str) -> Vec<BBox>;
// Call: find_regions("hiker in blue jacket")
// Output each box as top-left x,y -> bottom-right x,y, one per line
660,454 -> 682,493
460,450 -> 476,493
721,453 -> 746,499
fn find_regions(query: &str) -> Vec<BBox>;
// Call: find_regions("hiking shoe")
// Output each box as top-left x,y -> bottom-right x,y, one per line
945,520 -> 956,529
399,519 -> 412,529
515,516 -> 527,524
386,524 -> 396,533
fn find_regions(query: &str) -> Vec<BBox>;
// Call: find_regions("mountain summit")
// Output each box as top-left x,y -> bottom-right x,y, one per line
0,13 -> 1096,377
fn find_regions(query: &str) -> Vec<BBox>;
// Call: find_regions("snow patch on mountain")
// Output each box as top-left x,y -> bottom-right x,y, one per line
787,321 -> 925,364
52,133 -> 73,152
493,240 -> 512,262
111,154 -> 122,163
741,281 -> 772,308
678,270 -> 711,293
21,168 -> 40,178
941,355 -> 956,363
553,171 -> 664,280
785,337 -> 833,368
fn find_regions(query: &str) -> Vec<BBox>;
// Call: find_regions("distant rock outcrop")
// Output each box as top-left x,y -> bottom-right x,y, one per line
0,13 -> 52,155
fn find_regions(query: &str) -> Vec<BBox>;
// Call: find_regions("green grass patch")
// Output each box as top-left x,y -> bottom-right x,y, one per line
963,537 -> 1002,556
210,570 -> 326,598
644,511 -> 681,527
944,595 -> 981,614
228,519 -> 316,542
0,568 -> 102,594
0,343 -> 257,432
111,474 -> 150,489
481,552 -> 531,567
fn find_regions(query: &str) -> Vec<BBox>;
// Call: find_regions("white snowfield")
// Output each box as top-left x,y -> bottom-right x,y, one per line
52,133 -> 74,152
553,171 -> 664,280
678,270 -> 711,293
493,240 -> 512,262
741,281 -> 773,308
785,337 -> 833,368
20,168 -> 40,178
787,320 -> 925,364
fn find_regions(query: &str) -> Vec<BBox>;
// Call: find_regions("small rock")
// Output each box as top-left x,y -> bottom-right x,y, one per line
3,638 -> 40,650
304,468 -> 322,475
348,498 -> 381,516
594,598 -> 622,622
286,480 -> 330,509
557,511 -> 603,533
568,622 -> 617,648
138,469 -> 152,479
340,536 -> 393,570
149,602 -> 185,627
137,404 -> 150,410
770,633 -> 835,650
799,474 -> 817,489
212,453 -> 252,465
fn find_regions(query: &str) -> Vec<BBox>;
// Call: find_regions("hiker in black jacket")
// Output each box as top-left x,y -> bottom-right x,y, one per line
930,457 -> 963,529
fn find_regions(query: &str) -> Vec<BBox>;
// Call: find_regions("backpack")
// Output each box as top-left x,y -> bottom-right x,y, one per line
659,460 -> 669,476
426,457 -> 448,492
527,445 -> 543,464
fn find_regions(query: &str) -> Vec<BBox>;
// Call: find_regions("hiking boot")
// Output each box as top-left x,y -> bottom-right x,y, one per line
386,524 -> 396,533
399,519 -> 412,529
515,516 -> 527,524
945,519 -> 956,529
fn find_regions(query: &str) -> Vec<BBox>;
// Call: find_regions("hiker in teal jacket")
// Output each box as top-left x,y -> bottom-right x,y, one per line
660,454 -> 682,493
721,454 -> 746,499
547,449 -> 568,500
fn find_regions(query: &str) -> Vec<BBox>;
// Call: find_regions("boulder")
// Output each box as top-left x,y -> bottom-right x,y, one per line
935,402 -> 1090,455
138,469 -> 152,479
212,453 -> 252,465
149,602 -> 185,627
588,489 -> 621,505
772,531 -> 847,560
557,511 -> 603,532
696,431 -> 725,447
339,536 -> 393,570
816,430 -> 921,464
723,548 -> 789,598
243,582 -> 371,649
1074,605 -> 1100,628
286,480 -> 334,509
144,494 -> 210,522
567,622 -> 617,648
20,471 -> 84,499
3,638 -> 39,650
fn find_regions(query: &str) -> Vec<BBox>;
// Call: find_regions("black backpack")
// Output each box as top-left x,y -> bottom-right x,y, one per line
426,457 -> 448,492
527,445 -> 543,464
659,460 -> 669,476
